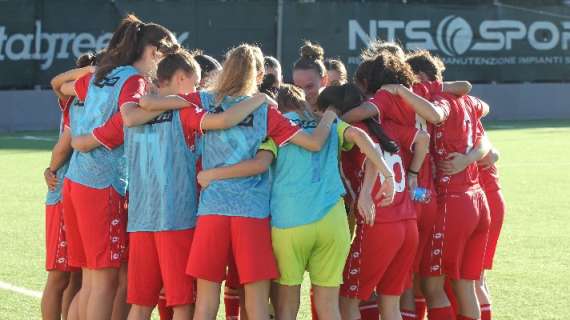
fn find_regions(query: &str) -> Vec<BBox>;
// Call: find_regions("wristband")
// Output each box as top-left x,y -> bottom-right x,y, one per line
408,169 -> 419,175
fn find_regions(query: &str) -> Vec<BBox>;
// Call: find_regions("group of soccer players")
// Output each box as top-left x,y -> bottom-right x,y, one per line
40,13 -> 505,320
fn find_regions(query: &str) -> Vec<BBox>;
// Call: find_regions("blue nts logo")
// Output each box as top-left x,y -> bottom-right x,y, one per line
436,16 -> 473,56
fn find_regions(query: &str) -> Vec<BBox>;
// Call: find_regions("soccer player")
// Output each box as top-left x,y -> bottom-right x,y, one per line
185,43 -> 343,320
406,50 -> 500,320
324,59 -> 348,86
292,41 -> 329,112
322,84 -> 426,320
195,52 -> 222,90
41,52 -> 99,320
57,14 -> 178,320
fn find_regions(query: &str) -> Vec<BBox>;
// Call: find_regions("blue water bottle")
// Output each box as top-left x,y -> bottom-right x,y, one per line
411,187 -> 431,203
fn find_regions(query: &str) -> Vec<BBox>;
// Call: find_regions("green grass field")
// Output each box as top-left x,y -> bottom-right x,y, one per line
1,120 -> 569,319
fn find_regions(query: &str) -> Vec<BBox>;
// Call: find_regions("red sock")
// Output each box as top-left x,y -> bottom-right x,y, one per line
401,309 -> 417,320
360,301 -> 379,320
224,292 -> 240,320
444,279 -> 458,314
456,316 -> 476,320
310,289 -> 319,320
415,297 -> 427,320
480,304 -> 492,320
157,297 -> 173,320
427,306 -> 455,320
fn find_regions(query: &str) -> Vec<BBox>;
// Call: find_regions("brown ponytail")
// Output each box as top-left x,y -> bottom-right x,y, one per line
293,41 -> 326,78
95,14 -> 178,83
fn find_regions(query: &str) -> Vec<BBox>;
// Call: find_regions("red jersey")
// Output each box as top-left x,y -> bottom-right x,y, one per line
476,121 -> 501,192
341,122 -> 418,223
431,94 -> 486,193
368,85 -> 441,193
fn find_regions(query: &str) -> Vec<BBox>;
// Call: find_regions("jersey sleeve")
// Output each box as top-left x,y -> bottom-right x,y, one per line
179,106 -> 207,136
259,137 -> 278,158
62,106 -> 71,129
266,105 -> 301,146
384,122 -> 419,152
336,120 -> 355,151
74,73 -> 92,101
92,112 -> 124,150
118,75 -> 147,110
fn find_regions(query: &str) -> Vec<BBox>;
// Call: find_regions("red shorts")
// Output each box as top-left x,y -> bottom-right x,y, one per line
341,220 -> 418,299
186,215 -> 279,284
420,189 -> 490,280
414,199 -> 438,272
62,179 -> 128,269
128,230 -> 195,307
45,202 -> 80,272
483,189 -> 505,270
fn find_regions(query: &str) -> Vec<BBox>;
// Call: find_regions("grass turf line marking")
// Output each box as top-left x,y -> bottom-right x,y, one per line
0,281 -> 42,299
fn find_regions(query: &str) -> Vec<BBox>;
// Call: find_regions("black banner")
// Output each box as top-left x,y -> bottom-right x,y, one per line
1,1 -> 570,88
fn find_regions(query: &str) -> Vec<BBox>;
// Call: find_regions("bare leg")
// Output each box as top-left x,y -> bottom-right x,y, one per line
313,285 -> 341,320
41,270 -> 71,320
399,288 -> 415,312
274,284 -> 300,320
421,276 -> 449,309
339,296 -> 360,320
62,271 -> 82,320
86,268 -> 119,320
172,304 -> 194,320
243,280 -> 271,320
193,279 -> 221,320
111,263 -> 130,320
475,271 -> 491,305
126,305 -> 153,320
451,279 -> 480,319
378,295 -> 402,320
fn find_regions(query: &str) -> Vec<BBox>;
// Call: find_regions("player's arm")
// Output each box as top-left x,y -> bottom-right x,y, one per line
287,110 -> 337,152
343,126 -> 395,207
71,135 -> 103,153
358,159 -> 378,225
44,128 -> 73,190
442,81 -> 472,96
121,102 -> 163,128
478,147 -> 500,170
197,150 -> 274,188
340,101 -> 379,124
138,95 -> 193,111
72,112 -> 124,152
439,135 -> 492,175
51,66 -> 94,99
406,130 -> 430,190
201,93 -> 277,130
381,84 -> 447,124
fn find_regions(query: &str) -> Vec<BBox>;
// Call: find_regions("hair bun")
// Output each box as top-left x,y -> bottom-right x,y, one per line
299,41 -> 324,61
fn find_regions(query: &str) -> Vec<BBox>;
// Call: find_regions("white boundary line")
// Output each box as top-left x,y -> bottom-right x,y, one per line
0,280 -> 42,299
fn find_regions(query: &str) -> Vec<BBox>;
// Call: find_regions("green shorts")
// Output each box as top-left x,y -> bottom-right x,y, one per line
271,199 -> 351,287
